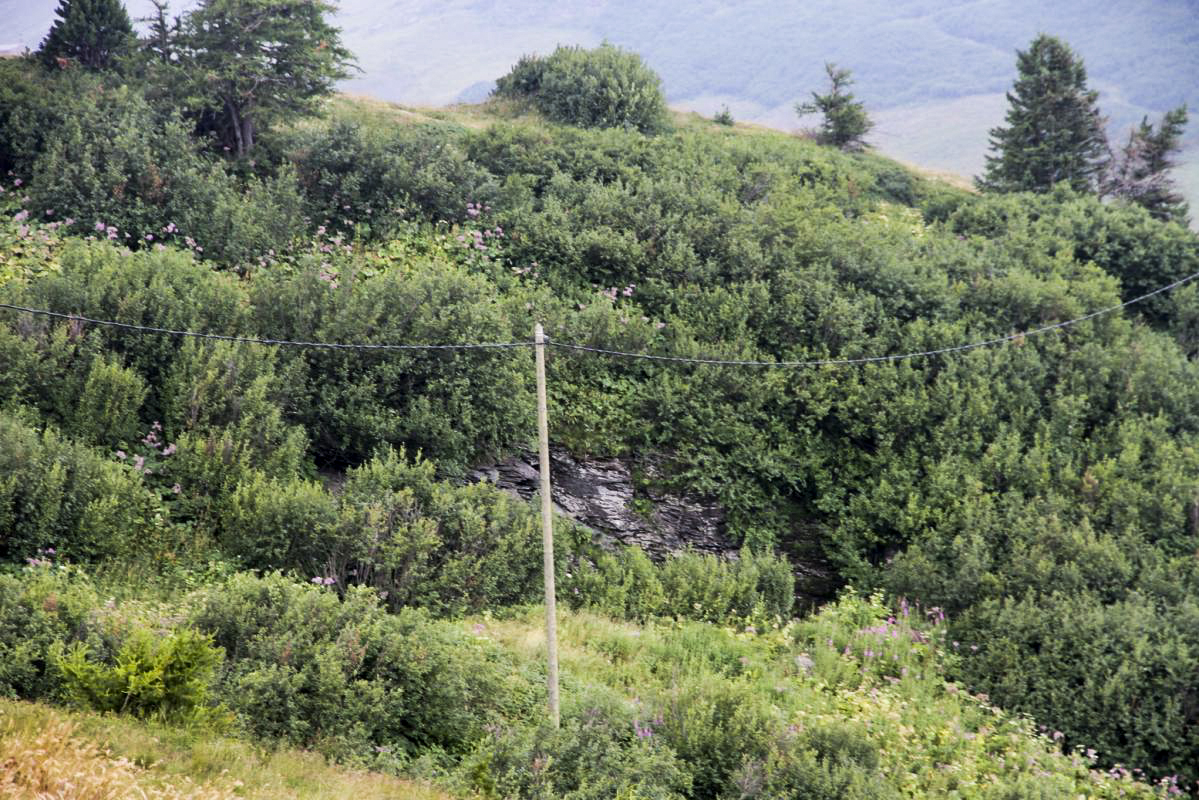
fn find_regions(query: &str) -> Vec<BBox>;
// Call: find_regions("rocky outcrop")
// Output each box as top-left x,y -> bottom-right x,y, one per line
469,446 -> 738,559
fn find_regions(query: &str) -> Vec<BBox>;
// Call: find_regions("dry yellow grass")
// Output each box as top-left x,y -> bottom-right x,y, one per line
0,700 -> 454,800
0,716 -> 235,799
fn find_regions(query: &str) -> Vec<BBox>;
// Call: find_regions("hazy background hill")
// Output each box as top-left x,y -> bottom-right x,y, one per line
3,0 -> 1197,210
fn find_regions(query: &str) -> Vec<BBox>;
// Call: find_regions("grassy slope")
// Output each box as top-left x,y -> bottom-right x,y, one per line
0,698 -> 452,800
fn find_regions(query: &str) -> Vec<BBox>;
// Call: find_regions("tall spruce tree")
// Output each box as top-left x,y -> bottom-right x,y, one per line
1104,105 -> 1189,225
979,35 -> 1108,193
38,0 -> 135,71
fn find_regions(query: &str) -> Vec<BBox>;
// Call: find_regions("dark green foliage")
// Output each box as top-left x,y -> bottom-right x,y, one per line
249,259 -> 532,472
56,628 -> 222,720
494,44 -> 669,134
979,35 -> 1108,193
713,106 -> 734,126
285,117 -> 497,233
795,63 -> 873,151
219,448 -> 548,616
734,724 -> 899,800
1105,105 -> 1190,225
38,0 -> 135,71
0,59 -> 68,179
24,85 -> 303,266
952,591 -> 1199,781
175,0 -> 353,157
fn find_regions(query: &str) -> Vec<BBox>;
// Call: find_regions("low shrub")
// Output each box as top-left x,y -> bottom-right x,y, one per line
463,696 -> 691,800
564,546 -> 794,627
56,627 -> 222,721
188,572 -> 538,757
0,566 -> 99,700
0,416 -> 169,564
494,44 -> 669,134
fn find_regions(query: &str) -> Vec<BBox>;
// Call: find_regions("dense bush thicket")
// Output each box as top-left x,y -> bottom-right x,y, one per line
3,43 -> 1199,788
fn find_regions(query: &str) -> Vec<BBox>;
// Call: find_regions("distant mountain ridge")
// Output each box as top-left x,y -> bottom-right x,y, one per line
3,0 -> 1196,212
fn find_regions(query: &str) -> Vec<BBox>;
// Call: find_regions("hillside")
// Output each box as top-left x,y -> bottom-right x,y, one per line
2,34 -> 1199,797
2,0 -> 1196,212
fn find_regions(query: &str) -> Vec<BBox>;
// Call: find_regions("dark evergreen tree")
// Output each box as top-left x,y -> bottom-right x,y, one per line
37,0 -> 135,71
795,63 -> 872,151
176,0 -> 354,157
1104,105 -> 1189,225
979,35 -> 1108,193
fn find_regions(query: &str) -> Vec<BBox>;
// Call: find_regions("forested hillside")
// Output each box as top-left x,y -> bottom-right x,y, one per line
2,8 -> 1198,797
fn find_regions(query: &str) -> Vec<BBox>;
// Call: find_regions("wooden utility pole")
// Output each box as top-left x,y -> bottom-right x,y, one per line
534,322 -> 560,728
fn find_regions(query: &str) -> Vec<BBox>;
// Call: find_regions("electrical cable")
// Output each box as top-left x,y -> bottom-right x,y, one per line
3,267 -> 1197,365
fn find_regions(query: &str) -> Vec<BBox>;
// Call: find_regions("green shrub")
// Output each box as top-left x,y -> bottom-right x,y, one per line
250,260 -> 533,472
69,354 -> 147,449
219,473 -> 336,571
0,567 -> 99,700
287,117 -> 497,232
733,723 -> 898,800
56,627 -> 222,721
495,44 -> 669,134
953,590 -> 1199,784
564,547 -> 794,627
189,572 -> 537,756
0,416 -> 168,564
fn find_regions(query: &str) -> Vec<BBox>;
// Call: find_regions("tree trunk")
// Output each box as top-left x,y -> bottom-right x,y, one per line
241,115 -> 254,156
226,97 -> 245,157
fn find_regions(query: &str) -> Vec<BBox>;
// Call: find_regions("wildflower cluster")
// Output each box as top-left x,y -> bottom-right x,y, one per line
114,421 -> 182,496
25,547 -> 56,569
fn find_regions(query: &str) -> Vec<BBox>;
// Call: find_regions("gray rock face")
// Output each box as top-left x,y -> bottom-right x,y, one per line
469,446 -> 738,559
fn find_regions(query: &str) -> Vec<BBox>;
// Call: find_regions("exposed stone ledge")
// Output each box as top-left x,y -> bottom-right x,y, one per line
469,446 -> 738,559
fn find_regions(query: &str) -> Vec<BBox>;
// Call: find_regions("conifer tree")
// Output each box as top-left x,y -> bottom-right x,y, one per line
795,63 -> 873,151
1104,105 -> 1189,225
38,0 -> 135,71
177,0 -> 354,158
979,35 -> 1108,193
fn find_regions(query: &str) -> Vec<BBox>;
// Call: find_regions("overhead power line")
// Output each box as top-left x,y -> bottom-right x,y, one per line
0,303 -> 532,351
2,266 -> 1197,366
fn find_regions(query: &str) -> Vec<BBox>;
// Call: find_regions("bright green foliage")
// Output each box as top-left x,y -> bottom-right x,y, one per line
56,628 -> 222,720
176,0 -> 353,157
495,44 -> 669,134
979,35 -> 1108,193
795,63 -> 873,151
565,546 -> 794,626
2,569 -> 1170,798
38,0 -> 135,71
5,80 -> 1199,789
1105,105 -> 1190,225
466,697 -> 692,800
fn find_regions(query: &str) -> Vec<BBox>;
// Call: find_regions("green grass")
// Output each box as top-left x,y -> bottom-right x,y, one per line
468,594 -> 1166,798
